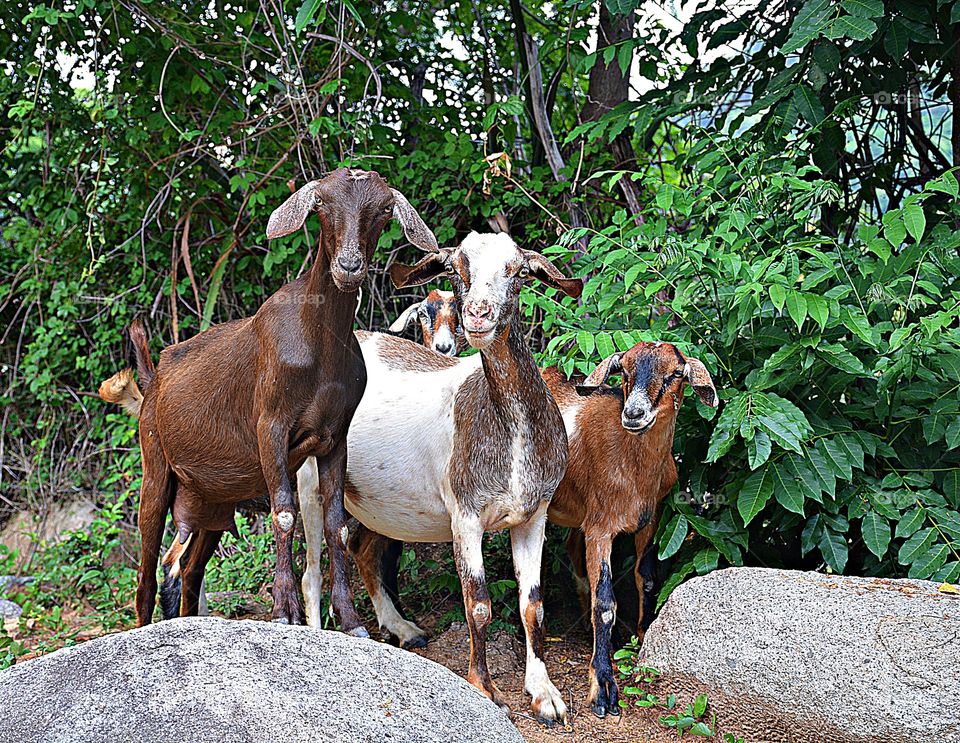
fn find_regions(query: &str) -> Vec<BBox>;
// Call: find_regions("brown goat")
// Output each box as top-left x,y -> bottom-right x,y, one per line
548,342 -> 717,717
347,340 -> 717,718
100,168 -> 437,629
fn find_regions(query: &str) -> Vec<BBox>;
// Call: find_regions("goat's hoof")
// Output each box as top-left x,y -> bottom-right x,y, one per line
402,635 -> 428,650
347,626 -> 370,639
591,700 -> 608,719
272,617 -> 290,625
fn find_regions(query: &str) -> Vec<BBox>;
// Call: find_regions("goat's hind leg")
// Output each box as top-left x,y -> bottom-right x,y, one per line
511,507 -> 567,724
135,422 -> 174,627
351,525 -> 427,649
178,529 -> 223,616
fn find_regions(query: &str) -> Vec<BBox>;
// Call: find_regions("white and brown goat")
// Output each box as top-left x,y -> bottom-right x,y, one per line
298,232 -> 583,723
389,288 -> 461,356
348,340 -> 718,719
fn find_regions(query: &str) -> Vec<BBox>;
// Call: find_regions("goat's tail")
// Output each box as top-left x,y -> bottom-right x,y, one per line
159,532 -> 192,620
97,368 -> 144,417
128,319 -> 156,389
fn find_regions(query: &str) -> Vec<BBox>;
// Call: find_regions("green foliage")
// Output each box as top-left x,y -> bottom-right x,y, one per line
615,638 -> 744,740
2,0 -> 958,651
537,135 -> 960,601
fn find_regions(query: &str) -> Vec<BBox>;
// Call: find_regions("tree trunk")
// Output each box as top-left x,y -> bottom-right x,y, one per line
580,1 -> 644,217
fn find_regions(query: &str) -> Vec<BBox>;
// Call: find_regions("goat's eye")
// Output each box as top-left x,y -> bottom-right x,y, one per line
673,369 -> 685,378
518,266 -> 530,278
382,205 -> 393,215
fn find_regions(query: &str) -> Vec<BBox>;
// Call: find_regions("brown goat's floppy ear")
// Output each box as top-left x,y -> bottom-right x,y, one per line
389,251 -> 449,289
388,301 -> 424,333
684,357 -> 719,408
523,250 -> 583,298
576,352 -> 623,396
391,189 -> 439,252
266,181 -> 321,239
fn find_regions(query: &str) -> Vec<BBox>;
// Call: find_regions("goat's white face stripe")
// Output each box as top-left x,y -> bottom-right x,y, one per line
432,322 -> 456,354
459,232 -> 518,312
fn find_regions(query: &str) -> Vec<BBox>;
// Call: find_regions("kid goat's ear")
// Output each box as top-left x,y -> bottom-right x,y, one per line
522,250 -> 583,299
575,351 -> 623,396
388,301 -> 424,333
684,357 -> 719,408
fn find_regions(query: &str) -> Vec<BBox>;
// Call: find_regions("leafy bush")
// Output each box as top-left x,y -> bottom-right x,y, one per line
536,134 -> 960,602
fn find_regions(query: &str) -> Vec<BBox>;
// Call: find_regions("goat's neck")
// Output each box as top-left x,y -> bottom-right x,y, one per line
626,410 -> 678,476
301,247 -> 357,344
478,310 -> 546,412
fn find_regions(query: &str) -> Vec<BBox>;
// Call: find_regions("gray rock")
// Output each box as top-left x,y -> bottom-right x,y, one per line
0,575 -> 33,591
0,617 -> 522,743
641,567 -> 960,743
0,598 -> 21,620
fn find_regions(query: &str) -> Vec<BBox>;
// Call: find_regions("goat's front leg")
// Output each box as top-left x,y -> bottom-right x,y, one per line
511,507 -> 567,724
314,444 -> 367,637
452,511 -> 507,710
586,532 -> 619,718
297,457 -> 324,628
257,415 -> 304,625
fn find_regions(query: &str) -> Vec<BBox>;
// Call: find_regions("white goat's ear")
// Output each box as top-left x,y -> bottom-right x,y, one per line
389,250 -> 450,288
389,302 -> 424,334
684,357 -> 719,408
575,352 -> 622,396
522,250 -> 583,298
391,189 -> 439,252
266,181 -> 321,239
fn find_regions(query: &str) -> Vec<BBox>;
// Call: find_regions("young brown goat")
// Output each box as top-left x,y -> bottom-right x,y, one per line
547,342 -> 717,717
388,288 -> 461,356
100,168 -> 437,630
348,340 -> 717,718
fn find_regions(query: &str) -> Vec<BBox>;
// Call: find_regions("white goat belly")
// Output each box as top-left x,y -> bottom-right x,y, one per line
344,335 -> 482,543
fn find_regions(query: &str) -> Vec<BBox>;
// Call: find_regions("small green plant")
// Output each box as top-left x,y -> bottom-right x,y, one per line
616,637 -> 745,740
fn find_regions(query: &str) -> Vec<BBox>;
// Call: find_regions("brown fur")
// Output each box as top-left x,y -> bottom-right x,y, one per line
546,341 -> 718,717
107,168 -> 436,629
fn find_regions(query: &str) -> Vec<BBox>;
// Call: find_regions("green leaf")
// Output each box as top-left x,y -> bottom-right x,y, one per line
769,283 -> 787,312
820,437 -> 853,480
841,306 -> 877,347
882,210 -> 906,246
294,0 -> 322,34
747,429 -> 772,469
786,291 -> 807,331
902,203 -> 926,243
658,514 -> 688,560
908,543 -> 949,579
693,548 -> 719,574
818,343 -> 867,375
896,507 -> 924,539
861,511 -> 891,558
793,84 -> 825,125
819,529 -> 848,572
771,461 -> 805,515
577,331 -> 595,357
883,19 -> 909,59
827,14 -> 878,41
898,527 -> 936,565
738,468 -> 774,526
805,294 -> 828,330
841,0 -> 882,17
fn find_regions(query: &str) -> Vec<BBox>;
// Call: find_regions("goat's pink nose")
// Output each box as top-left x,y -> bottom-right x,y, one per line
465,302 -> 492,319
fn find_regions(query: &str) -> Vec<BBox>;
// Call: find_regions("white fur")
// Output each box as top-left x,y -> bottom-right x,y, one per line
512,509 -> 567,721
431,321 -> 456,354
371,589 -> 427,645
297,458 -> 325,628
459,232 -> 518,319
342,334 -> 483,542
